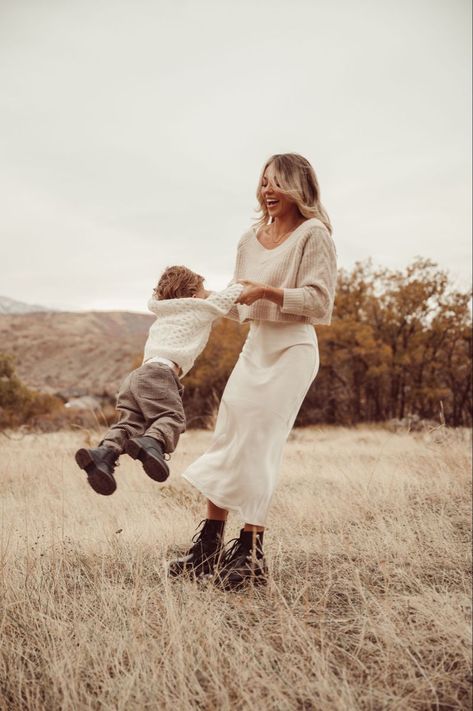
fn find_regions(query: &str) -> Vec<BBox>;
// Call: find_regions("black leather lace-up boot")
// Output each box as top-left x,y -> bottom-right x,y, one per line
75,445 -> 119,495
125,435 -> 170,482
167,519 -> 226,580
215,529 -> 268,591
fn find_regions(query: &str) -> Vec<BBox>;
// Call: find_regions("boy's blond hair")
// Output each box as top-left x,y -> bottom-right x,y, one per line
154,265 -> 204,300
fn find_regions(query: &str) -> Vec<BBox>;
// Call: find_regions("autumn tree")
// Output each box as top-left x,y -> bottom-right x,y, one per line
298,258 -> 472,426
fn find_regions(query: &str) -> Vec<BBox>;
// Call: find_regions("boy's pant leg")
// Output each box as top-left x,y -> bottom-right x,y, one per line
101,372 -> 147,454
130,363 -> 186,453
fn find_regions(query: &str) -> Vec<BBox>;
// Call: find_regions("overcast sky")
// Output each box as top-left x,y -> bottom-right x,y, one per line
0,0 -> 471,312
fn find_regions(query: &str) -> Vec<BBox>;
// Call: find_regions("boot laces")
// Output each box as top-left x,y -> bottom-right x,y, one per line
191,519 -> 226,542
191,520 -> 208,544
102,448 -> 119,466
222,533 -> 264,567
188,520 -> 218,556
222,536 -> 247,564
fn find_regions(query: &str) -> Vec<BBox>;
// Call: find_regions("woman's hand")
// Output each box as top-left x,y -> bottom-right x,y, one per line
236,280 -> 265,306
237,280 -> 285,307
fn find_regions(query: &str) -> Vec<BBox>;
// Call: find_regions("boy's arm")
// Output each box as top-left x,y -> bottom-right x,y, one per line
205,283 -> 244,316
216,273 -> 246,322
223,287 -> 242,322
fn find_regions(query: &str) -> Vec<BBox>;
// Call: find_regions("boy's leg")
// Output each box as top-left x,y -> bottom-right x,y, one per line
125,364 -> 186,480
142,378 -> 186,454
130,363 -> 186,454
75,371 -> 146,495
101,372 -> 147,453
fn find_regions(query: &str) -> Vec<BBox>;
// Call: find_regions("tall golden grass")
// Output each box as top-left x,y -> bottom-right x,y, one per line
0,426 -> 471,710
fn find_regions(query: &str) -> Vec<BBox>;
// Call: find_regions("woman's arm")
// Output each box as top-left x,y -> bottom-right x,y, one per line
280,229 -> 337,319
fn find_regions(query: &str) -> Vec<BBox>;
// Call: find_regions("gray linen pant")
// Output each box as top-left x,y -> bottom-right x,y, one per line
101,362 -> 186,454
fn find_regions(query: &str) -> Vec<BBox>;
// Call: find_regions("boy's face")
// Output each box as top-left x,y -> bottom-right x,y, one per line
193,282 -> 208,299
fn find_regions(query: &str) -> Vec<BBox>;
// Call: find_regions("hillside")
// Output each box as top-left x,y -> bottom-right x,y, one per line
0,295 -> 52,314
0,310 -> 153,398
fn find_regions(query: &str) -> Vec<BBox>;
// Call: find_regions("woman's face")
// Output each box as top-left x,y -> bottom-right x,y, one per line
261,162 -> 294,220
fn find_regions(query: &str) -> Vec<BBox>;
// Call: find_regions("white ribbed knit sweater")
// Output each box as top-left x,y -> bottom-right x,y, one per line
228,217 -> 337,325
143,283 -> 243,377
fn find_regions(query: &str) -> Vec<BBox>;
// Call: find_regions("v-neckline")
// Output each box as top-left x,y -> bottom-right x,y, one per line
254,219 -> 315,252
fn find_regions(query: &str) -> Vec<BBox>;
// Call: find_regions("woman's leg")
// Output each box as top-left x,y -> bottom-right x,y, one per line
207,499 -> 228,521
216,524 -> 267,590
243,523 -> 264,532
167,500 -> 227,579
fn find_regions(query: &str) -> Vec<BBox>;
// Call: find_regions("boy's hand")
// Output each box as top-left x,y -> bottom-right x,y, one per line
236,280 -> 265,306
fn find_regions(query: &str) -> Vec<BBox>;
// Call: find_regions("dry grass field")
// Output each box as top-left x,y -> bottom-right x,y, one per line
0,426 -> 471,710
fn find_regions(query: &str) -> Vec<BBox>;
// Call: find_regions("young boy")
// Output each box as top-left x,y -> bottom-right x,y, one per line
75,266 -> 243,495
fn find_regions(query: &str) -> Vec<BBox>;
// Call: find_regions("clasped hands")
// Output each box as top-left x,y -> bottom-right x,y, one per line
236,280 -> 270,306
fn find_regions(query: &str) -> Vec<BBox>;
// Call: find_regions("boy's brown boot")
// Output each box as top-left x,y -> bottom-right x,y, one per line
125,435 -> 170,482
75,446 -> 118,495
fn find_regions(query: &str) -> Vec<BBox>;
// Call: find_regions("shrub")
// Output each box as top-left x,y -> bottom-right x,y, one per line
0,353 -> 63,430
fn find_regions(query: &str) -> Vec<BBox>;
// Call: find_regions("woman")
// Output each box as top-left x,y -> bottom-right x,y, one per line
168,153 -> 337,590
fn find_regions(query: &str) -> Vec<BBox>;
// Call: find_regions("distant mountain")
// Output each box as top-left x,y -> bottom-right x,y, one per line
0,295 -> 52,315
0,310 -> 153,398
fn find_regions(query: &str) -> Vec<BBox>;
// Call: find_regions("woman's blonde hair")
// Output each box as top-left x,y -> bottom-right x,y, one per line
255,153 -> 332,235
154,265 -> 204,300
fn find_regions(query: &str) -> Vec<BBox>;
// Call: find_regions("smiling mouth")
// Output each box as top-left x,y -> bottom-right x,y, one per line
266,199 -> 279,207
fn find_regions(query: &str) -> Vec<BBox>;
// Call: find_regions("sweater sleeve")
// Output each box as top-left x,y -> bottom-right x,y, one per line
224,298 -> 242,322
280,227 -> 338,321
206,283 -> 244,314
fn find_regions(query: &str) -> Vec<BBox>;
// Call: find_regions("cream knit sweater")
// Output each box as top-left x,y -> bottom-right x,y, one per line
228,217 -> 337,325
143,283 -> 244,377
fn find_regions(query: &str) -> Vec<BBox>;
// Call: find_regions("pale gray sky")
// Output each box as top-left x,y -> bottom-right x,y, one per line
1,0 -> 471,311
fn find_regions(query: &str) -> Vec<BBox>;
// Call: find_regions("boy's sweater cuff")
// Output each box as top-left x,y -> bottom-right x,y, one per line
281,288 -> 305,316
225,303 -> 242,322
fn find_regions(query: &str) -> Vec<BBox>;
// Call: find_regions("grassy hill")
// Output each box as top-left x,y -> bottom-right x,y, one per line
0,310 -> 153,398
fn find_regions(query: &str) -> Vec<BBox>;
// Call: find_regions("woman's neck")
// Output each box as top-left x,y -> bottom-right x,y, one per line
271,210 -> 305,237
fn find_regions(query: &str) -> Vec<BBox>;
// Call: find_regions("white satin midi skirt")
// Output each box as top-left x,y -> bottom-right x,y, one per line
182,320 -> 320,526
